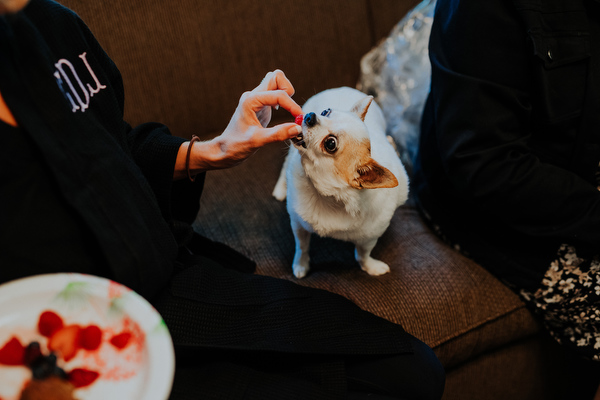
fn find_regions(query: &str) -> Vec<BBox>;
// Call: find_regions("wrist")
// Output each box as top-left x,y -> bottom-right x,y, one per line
175,137 -> 219,180
188,137 -> 228,173
185,135 -> 202,181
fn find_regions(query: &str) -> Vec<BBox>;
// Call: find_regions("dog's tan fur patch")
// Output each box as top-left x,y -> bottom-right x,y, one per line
353,160 -> 399,189
333,138 -> 398,190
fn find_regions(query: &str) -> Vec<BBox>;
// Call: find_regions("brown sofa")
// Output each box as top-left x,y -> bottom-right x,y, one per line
59,1 -> 571,398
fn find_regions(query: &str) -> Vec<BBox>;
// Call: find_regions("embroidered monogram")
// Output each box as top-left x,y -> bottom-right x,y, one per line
54,52 -> 106,113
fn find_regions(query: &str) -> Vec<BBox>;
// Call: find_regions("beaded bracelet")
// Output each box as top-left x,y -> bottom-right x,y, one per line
186,135 -> 201,182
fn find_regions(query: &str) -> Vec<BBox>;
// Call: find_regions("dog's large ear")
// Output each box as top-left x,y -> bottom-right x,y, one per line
350,158 -> 398,189
350,96 -> 373,122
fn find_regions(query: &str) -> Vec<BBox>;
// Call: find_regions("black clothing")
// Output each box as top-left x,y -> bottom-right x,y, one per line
414,0 -> 600,291
0,0 -> 194,299
1,122 -> 105,279
155,257 -> 441,400
171,327 -> 444,400
0,1 -> 443,398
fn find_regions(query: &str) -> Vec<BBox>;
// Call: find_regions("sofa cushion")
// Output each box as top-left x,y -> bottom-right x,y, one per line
193,142 -> 542,368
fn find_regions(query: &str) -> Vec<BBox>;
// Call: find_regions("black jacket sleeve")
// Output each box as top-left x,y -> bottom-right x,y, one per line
73,9 -> 203,224
427,0 -> 600,249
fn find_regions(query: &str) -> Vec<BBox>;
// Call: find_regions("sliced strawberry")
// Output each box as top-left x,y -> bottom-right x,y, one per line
48,325 -> 81,361
68,368 -> 99,388
294,114 -> 304,125
38,311 -> 64,338
0,336 -> 25,365
78,325 -> 102,351
109,332 -> 132,350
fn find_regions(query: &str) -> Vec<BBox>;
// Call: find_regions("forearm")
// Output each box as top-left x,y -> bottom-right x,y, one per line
173,70 -> 303,180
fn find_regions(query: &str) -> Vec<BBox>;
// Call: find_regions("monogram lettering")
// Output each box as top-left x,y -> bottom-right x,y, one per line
54,52 -> 106,113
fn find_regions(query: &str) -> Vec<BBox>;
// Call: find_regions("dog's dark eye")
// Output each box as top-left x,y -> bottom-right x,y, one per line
321,108 -> 332,117
323,135 -> 338,153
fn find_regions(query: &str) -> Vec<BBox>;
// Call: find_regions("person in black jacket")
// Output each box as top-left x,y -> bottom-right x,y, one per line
414,0 -> 600,397
0,0 -> 445,399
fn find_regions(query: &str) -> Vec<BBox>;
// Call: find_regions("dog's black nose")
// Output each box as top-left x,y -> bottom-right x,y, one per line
304,112 -> 317,127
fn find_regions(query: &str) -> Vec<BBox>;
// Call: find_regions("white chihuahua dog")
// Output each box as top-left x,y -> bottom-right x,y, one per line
272,87 -> 409,278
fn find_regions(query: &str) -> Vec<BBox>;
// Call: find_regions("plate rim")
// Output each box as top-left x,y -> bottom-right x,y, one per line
0,273 -> 175,400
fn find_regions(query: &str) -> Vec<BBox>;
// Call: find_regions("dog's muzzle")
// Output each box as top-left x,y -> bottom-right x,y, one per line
291,112 -> 316,149
291,133 -> 306,148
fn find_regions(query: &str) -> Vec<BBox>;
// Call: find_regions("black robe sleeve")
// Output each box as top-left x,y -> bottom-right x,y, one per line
73,8 -> 204,226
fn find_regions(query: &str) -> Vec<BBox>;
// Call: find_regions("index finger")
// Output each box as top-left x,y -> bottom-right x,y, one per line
254,70 -> 295,97
244,90 -> 303,118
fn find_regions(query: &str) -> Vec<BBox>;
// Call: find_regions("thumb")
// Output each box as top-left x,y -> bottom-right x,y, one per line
258,123 -> 302,144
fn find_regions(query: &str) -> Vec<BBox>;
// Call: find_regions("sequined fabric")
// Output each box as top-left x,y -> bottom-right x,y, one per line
358,0 -> 436,173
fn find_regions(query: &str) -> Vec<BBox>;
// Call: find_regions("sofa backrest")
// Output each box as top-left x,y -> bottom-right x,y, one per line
58,0 -> 418,139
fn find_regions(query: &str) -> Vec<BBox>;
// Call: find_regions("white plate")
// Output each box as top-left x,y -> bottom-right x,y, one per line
0,273 -> 174,400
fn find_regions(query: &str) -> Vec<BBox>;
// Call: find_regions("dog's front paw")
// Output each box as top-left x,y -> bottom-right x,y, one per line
272,164 -> 288,201
272,184 -> 287,201
293,263 -> 310,279
361,258 -> 390,276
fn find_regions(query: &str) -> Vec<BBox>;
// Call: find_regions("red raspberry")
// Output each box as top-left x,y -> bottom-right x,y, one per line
79,325 -> 102,351
68,368 -> 100,388
110,332 -> 132,350
295,114 -> 304,125
38,311 -> 64,338
0,336 -> 25,366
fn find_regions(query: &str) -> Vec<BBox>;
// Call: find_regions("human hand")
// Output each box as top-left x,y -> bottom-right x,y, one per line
253,69 -> 301,129
174,70 -> 303,180
204,70 -> 303,170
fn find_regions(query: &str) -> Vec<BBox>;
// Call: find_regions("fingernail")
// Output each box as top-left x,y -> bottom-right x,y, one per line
273,105 -> 280,111
288,125 -> 302,136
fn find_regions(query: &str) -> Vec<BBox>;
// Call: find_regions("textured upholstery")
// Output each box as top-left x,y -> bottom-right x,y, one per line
60,0 -> 419,139
193,142 -> 540,367
195,144 -> 572,398
58,1 -> 569,398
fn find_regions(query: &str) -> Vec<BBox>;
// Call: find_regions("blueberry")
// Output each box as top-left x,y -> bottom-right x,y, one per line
29,351 -> 66,380
23,342 -> 42,366
46,353 -> 57,366
53,365 -> 68,380
31,358 -> 52,380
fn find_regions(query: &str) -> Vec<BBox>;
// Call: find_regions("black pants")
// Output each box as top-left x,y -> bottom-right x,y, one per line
170,335 -> 444,400
155,248 -> 444,400
346,337 -> 445,399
